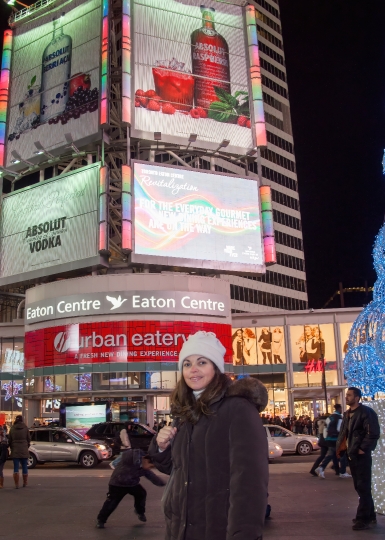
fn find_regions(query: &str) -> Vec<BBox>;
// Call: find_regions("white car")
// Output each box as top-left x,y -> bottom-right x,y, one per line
264,424 -> 319,455
268,439 -> 283,460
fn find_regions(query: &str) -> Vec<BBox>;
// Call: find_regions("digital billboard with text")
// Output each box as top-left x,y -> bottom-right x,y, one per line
132,0 -> 254,155
132,162 -> 265,273
0,163 -> 102,285
5,0 -> 101,168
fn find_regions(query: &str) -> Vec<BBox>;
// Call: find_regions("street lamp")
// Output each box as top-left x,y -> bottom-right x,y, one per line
3,0 -> 30,8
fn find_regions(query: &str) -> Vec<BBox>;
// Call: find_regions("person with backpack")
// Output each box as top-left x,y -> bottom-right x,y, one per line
315,404 -> 343,478
96,448 -> 166,528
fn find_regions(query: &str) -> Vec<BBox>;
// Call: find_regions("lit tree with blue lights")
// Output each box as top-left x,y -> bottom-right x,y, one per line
344,224 -> 385,513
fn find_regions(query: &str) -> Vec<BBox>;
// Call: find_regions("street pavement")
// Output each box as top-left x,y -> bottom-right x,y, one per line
0,455 -> 384,539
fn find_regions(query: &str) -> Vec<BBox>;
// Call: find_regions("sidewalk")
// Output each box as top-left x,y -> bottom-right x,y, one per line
0,460 -> 383,539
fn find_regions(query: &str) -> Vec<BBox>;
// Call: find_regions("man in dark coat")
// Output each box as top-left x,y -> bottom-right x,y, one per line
96,448 -> 165,528
149,377 -> 269,540
336,387 -> 380,531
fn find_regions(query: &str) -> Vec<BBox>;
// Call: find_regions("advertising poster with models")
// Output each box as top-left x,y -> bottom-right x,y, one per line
133,0 -> 254,154
5,0 -> 101,167
232,326 -> 286,366
289,324 -> 337,364
133,162 -> 264,270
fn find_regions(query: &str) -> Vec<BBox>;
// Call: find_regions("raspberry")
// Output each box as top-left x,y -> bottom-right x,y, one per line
246,119 -> 251,128
135,89 -> 145,97
135,99 -> 141,107
195,107 -> 207,118
145,89 -> 157,98
162,102 -> 176,115
190,108 -> 201,119
237,115 -> 248,127
138,96 -> 148,107
147,99 -> 161,112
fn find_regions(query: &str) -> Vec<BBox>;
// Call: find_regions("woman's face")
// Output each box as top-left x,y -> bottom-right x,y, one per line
182,354 -> 216,391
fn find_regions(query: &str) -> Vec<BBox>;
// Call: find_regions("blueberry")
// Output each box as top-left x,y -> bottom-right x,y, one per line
56,93 -> 61,98
51,99 -> 55,103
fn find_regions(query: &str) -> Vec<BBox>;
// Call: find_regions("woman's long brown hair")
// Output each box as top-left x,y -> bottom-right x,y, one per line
170,364 -> 231,424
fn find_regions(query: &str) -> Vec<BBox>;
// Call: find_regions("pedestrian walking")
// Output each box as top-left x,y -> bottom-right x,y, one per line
0,425 -> 8,488
309,414 -> 329,476
149,331 -> 269,540
315,404 -> 343,478
96,449 -> 166,528
336,387 -> 380,531
8,415 -> 30,489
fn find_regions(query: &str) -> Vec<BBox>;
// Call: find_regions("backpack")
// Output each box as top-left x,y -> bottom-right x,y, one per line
324,413 -> 341,440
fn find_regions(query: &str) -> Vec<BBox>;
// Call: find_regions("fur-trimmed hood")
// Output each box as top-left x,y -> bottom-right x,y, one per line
226,377 -> 268,412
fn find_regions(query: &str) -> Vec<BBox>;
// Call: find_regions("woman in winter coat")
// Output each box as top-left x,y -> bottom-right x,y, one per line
8,415 -> 31,488
0,425 -> 8,488
149,331 -> 269,540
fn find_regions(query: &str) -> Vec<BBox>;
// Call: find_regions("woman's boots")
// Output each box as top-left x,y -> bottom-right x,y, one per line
13,472 -> 19,489
23,474 -> 28,487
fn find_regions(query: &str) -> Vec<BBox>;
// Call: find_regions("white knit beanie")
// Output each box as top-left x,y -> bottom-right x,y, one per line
178,331 -> 226,373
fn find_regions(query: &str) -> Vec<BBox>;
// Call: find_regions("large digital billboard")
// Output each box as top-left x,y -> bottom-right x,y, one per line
5,0 -> 101,168
132,0 -> 256,155
132,161 -> 265,272
0,163 -> 104,285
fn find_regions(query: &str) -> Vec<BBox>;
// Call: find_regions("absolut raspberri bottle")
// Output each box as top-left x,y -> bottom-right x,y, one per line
40,13 -> 72,123
191,6 -> 231,110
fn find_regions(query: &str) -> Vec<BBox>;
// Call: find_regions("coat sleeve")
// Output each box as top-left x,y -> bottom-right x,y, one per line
143,468 -> 167,487
148,435 -> 173,475
360,408 -> 380,453
227,399 -> 268,540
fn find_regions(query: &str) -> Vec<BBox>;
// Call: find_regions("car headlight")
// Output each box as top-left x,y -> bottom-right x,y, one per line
274,445 -> 281,450
95,444 -> 106,450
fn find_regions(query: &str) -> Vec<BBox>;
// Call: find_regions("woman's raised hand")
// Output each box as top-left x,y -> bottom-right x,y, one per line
157,426 -> 177,451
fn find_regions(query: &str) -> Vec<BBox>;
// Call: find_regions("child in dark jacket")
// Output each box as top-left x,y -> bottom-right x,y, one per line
96,448 -> 165,528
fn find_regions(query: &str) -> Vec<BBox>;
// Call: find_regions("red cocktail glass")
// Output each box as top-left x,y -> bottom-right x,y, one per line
152,67 -> 194,112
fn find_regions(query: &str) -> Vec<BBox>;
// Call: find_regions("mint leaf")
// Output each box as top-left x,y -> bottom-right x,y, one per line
234,90 -> 248,99
214,87 -> 238,109
209,101 -> 237,123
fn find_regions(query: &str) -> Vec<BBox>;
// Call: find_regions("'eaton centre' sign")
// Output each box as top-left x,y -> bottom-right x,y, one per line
26,290 -> 228,324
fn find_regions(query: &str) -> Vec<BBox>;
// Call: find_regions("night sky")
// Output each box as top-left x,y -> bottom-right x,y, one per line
1,0 -> 384,309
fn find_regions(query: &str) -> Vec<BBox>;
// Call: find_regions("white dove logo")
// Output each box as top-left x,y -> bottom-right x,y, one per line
106,295 -> 127,310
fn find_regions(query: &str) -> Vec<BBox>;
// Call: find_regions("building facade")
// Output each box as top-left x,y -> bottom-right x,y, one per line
220,0 -> 308,314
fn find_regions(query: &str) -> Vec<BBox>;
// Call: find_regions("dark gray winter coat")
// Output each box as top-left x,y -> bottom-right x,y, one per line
109,448 -> 166,488
149,377 -> 269,540
8,421 -> 30,459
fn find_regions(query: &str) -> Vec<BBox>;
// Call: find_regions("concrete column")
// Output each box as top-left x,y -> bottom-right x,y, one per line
146,395 -> 154,426
24,398 -> 40,427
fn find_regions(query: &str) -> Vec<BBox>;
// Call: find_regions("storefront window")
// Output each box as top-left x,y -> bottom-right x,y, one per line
249,373 -> 288,418
127,373 -> 140,388
92,373 -> 110,391
44,376 -> 55,392
55,375 -> 65,392
66,374 -> 79,392
110,372 -> 127,390
76,373 -> 92,391
0,379 -> 23,423
25,378 -> 35,394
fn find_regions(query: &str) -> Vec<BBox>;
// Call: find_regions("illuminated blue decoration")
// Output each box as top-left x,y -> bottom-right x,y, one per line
382,150 -> 385,175
345,225 -> 385,395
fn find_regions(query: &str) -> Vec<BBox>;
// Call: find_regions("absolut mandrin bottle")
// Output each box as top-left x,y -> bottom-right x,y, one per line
40,13 -> 72,123
191,6 -> 231,110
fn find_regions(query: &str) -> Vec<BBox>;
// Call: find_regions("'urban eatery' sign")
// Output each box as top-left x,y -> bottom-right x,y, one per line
26,290 -> 229,324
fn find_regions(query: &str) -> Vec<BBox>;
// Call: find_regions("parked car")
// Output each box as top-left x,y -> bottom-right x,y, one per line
85,422 -> 155,455
264,425 -> 319,455
28,427 -> 112,469
268,439 -> 283,460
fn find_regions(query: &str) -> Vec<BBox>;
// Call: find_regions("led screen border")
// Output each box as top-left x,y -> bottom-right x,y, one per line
130,160 -> 266,275
260,185 -> 276,265
122,0 -> 131,125
245,5 -> 267,148
100,0 -> 110,126
0,30 -> 13,167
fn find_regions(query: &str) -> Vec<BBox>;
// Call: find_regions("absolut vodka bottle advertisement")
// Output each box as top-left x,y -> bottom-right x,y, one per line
0,164 -> 100,283
133,0 -> 253,155
5,0 -> 101,167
